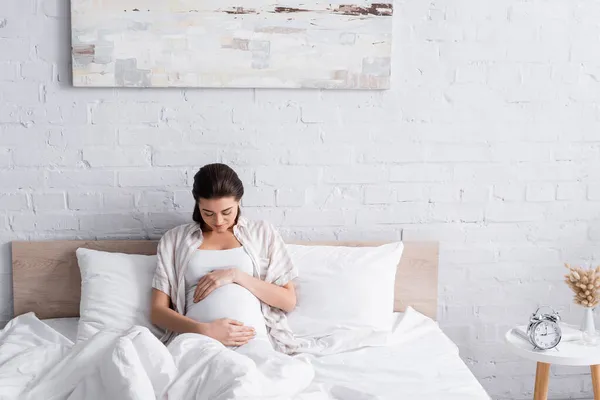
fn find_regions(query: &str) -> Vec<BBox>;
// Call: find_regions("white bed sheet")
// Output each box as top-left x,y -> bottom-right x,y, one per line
306,310 -> 489,399
41,318 -> 79,342
12,309 -> 489,400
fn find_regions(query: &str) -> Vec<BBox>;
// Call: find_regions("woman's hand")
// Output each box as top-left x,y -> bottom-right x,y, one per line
202,318 -> 255,346
193,269 -> 239,302
233,272 -> 297,312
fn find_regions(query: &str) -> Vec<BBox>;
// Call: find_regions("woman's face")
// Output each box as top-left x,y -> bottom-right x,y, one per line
198,197 -> 239,233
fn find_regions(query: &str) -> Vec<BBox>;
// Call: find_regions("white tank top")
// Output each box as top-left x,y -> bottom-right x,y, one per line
184,247 -> 268,337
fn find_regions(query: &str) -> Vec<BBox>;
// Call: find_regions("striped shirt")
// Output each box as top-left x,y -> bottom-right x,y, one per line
152,216 -> 300,354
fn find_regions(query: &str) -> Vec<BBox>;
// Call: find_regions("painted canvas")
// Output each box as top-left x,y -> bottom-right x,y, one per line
71,0 -> 392,89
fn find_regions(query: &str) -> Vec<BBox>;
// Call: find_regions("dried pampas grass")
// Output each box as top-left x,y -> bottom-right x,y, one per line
564,263 -> 600,308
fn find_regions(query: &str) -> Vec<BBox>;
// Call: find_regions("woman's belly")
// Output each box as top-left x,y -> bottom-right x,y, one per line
185,284 -> 268,337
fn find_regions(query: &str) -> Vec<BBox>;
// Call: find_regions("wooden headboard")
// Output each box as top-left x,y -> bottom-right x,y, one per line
12,240 -> 439,320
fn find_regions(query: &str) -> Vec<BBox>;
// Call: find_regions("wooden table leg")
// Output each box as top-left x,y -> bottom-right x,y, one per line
591,365 -> 600,400
534,362 -> 551,400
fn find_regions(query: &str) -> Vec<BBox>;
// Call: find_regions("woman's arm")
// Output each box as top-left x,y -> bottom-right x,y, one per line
151,233 -> 208,335
192,271 -> 296,312
150,289 -> 206,334
235,273 -> 296,312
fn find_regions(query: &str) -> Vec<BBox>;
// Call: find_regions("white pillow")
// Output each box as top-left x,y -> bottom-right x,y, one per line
75,247 -> 164,342
286,242 -> 404,338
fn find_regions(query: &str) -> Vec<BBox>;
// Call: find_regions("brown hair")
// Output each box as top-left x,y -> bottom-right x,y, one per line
192,163 -> 244,231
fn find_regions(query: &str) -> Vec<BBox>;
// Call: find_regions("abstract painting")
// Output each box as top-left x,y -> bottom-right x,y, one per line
71,1 -> 392,89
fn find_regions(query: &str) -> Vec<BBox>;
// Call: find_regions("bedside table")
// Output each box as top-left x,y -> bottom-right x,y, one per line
505,329 -> 600,400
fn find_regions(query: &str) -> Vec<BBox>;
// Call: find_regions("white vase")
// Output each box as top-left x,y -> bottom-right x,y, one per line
581,307 -> 596,334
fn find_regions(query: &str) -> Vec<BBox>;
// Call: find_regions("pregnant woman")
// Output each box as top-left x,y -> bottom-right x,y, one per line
150,163 -> 312,397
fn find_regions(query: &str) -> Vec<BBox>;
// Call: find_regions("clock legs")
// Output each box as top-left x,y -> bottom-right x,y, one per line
534,362 -> 551,400
591,365 -> 600,399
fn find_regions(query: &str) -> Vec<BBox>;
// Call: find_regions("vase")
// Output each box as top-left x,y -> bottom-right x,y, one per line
581,307 -> 596,335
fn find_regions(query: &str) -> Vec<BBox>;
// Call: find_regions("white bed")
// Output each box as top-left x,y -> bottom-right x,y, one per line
3,239 -> 490,400
35,310 -> 488,400
42,317 -> 79,342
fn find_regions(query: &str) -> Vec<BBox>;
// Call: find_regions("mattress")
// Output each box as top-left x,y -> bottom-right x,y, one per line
35,312 -> 489,399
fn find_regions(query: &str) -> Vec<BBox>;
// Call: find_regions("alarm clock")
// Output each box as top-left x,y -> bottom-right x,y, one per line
527,306 -> 562,350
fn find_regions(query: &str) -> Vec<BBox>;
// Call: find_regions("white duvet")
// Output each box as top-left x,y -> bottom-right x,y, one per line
0,308 -> 490,400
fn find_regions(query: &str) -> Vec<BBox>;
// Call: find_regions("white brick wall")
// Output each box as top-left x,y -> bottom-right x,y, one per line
0,0 -> 599,398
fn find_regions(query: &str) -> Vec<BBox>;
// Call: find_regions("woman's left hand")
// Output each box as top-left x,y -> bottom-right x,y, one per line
194,269 -> 240,302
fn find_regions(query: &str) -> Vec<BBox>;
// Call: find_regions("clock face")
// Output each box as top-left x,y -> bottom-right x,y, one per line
532,321 -> 561,349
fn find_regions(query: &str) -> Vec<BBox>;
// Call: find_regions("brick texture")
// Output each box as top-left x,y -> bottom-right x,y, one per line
1,0 -> 599,398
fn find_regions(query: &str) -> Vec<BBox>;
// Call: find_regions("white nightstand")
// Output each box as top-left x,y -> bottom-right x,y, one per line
505,329 -> 600,400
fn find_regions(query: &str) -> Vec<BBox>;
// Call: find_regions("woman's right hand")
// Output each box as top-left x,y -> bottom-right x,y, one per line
201,318 -> 256,346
